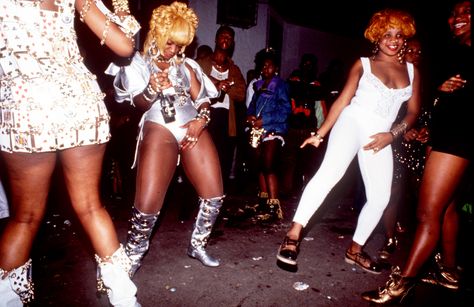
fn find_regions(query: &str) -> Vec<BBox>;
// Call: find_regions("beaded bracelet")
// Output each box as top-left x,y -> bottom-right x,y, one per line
310,131 -> 324,142
143,84 -> 158,103
112,0 -> 130,14
100,16 -> 111,45
390,121 -> 408,138
195,108 -> 211,126
79,0 -> 92,22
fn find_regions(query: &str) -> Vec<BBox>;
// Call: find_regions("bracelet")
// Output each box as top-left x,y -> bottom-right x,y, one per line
311,131 -> 324,142
100,16 -> 111,45
390,121 -> 408,138
79,0 -> 92,22
143,84 -> 158,103
195,108 -> 211,126
112,0 -> 130,14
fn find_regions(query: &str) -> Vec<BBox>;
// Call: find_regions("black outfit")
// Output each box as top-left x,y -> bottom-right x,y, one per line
430,43 -> 473,160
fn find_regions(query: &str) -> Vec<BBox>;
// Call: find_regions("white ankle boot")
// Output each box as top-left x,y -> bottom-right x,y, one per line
0,259 -> 34,307
96,245 -> 141,307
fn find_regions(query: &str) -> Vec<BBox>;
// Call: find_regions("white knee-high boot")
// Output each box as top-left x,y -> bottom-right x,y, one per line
96,245 -> 140,307
187,196 -> 224,267
0,259 -> 34,307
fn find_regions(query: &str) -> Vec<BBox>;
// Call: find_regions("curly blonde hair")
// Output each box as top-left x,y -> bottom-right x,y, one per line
143,1 -> 198,56
364,9 -> 416,43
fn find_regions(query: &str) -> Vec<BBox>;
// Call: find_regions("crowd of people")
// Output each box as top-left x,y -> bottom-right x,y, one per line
0,0 -> 471,306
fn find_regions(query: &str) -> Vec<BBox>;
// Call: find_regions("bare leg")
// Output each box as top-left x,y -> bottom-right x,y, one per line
0,152 -> 56,270
134,123 -> 179,213
440,200 -> 459,269
402,151 -> 469,278
181,130 -> 224,266
181,130 -> 223,198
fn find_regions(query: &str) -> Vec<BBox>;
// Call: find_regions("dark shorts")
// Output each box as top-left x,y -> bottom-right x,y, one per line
429,97 -> 473,161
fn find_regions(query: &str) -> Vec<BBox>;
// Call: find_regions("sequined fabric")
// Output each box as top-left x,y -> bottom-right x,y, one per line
0,0 -> 110,153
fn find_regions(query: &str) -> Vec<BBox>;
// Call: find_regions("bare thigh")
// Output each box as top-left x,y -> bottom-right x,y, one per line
134,123 -> 180,213
181,130 -> 223,198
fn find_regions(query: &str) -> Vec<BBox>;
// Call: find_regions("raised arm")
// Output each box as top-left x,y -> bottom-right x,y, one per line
75,0 -> 137,57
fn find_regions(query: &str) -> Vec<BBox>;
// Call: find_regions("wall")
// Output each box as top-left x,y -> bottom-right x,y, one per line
189,0 -> 268,80
189,0 -> 366,81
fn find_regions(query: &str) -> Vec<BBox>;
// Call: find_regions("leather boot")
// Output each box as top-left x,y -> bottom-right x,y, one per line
361,266 -> 416,304
96,245 -> 140,307
125,206 -> 159,277
0,259 -> 34,306
187,196 -> 224,267
421,252 -> 460,290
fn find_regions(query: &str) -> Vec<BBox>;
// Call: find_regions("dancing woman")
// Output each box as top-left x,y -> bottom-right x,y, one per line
107,2 -> 224,276
276,9 -> 420,274
0,0 -> 140,306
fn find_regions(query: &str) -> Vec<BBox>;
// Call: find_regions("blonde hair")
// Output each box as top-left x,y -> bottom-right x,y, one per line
143,1 -> 198,56
364,9 -> 416,43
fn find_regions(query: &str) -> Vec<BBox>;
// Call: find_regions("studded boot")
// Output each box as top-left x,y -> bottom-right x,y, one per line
125,206 -> 159,277
0,259 -> 34,306
96,245 -> 140,307
187,196 -> 224,267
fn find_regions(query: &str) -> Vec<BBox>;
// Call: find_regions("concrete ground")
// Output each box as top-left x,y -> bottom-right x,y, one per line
2,167 -> 473,307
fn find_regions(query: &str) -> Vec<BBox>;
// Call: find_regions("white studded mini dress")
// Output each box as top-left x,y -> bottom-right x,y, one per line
0,0 -> 110,153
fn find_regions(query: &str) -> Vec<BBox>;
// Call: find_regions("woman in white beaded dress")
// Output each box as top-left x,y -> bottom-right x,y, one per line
106,2 -> 224,276
0,0 -> 140,306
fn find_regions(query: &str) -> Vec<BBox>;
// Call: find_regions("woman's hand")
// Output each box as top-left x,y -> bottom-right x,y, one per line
403,128 -> 419,142
363,132 -> 393,153
415,127 -> 429,143
180,118 -> 206,150
246,115 -> 261,128
155,69 -> 172,91
438,74 -> 466,93
300,135 -> 323,149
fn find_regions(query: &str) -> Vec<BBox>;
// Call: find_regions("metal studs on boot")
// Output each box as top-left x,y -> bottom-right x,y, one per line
0,259 -> 34,306
125,206 -> 159,277
96,245 -> 141,307
187,196 -> 224,267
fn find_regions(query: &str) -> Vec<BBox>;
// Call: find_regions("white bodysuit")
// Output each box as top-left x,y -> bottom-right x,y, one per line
293,57 -> 414,246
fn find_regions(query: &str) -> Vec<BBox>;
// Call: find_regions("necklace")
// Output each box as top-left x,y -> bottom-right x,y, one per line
155,55 -> 173,64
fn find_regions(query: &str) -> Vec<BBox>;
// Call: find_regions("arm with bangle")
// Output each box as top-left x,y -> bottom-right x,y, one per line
77,0 -> 140,56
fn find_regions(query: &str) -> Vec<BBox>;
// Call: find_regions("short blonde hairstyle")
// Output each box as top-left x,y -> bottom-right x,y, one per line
143,1 -> 198,55
364,9 -> 416,43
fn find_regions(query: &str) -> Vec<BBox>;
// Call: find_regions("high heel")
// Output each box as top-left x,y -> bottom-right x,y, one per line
361,266 -> 416,304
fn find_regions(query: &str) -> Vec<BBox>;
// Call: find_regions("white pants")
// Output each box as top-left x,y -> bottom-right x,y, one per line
293,104 -> 393,246
0,179 -> 9,219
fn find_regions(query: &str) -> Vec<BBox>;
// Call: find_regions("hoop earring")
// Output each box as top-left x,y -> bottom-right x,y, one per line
149,39 -> 159,58
397,40 -> 407,64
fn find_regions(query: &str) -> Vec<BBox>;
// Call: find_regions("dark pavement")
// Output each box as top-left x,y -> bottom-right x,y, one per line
3,165 -> 473,307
